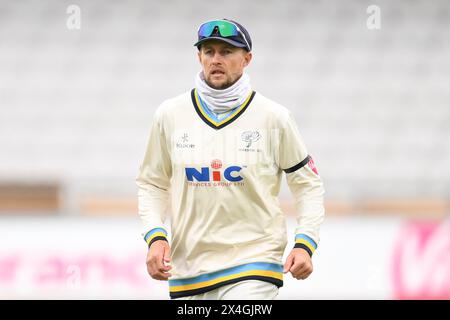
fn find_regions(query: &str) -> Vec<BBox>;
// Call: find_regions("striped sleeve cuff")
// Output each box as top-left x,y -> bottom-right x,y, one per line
144,228 -> 168,247
294,234 -> 317,257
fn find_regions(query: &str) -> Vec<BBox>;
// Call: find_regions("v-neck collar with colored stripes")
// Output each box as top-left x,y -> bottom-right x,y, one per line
191,88 -> 256,130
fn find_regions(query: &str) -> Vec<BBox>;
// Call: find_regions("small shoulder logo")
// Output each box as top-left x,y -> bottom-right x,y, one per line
308,156 -> 319,175
241,131 -> 260,148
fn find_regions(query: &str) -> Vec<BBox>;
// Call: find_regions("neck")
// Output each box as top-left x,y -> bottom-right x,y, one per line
195,71 -> 252,114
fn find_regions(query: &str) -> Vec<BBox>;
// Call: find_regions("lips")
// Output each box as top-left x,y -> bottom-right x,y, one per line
211,69 -> 225,75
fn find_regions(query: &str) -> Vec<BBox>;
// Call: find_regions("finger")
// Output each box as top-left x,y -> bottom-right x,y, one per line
154,252 -> 166,271
146,255 -> 158,275
147,259 -> 171,280
293,270 -> 309,280
294,265 -> 313,280
283,254 -> 294,273
155,252 -> 172,273
299,265 -> 313,278
163,245 -> 171,263
147,264 -> 153,278
152,270 -> 172,281
160,264 -> 172,272
147,253 -> 169,277
289,260 -> 306,275
295,272 -> 311,280
160,258 -> 172,272
162,245 -> 172,271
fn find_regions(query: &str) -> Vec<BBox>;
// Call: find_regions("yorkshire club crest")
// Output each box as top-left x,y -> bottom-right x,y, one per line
241,131 -> 260,148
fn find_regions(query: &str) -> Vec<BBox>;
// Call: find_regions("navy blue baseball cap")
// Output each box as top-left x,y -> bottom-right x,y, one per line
194,19 -> 252,52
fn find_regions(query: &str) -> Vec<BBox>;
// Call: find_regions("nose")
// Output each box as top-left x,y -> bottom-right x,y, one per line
211,51 -> 223,65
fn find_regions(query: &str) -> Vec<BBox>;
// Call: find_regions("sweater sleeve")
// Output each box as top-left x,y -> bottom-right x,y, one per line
278,112 -> 325,257
136,107 -> 172,247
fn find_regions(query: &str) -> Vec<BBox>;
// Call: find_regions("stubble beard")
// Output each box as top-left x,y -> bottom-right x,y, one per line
205,74 -> 242,90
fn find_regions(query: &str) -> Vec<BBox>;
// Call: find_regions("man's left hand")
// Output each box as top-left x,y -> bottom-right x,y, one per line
283,248 -> 313,280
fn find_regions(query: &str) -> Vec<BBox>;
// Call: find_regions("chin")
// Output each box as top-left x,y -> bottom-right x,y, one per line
212,83 -> 226,90
208,79 -> 231,90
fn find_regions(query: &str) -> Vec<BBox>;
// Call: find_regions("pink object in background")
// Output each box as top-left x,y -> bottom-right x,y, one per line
392,221 -> 450,299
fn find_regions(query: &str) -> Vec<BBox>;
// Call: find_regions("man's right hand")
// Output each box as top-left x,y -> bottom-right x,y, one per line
146,240 -> 172,280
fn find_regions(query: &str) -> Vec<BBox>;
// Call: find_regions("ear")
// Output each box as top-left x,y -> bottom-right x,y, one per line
243,51 -> 252,67
197,50 -> 202,64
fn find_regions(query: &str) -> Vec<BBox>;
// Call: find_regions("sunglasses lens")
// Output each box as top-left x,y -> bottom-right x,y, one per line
198,22 -> 215,37
198,20 -> 238,37
216,21 -> 238,37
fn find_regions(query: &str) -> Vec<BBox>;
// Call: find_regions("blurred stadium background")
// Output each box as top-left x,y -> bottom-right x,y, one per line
0,0 -> 449,299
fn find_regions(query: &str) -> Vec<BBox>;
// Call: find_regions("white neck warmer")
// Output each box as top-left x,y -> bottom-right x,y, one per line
195,71 -> 252,114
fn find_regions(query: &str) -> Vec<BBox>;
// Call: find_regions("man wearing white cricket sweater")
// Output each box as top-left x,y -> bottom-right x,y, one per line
136,19 -> 325,300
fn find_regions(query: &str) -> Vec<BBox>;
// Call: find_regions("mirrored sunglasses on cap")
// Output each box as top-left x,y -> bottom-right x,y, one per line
197,20 -> 251,51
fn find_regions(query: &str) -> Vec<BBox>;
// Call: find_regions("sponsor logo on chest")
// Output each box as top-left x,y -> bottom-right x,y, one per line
185,159 -> 244,187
